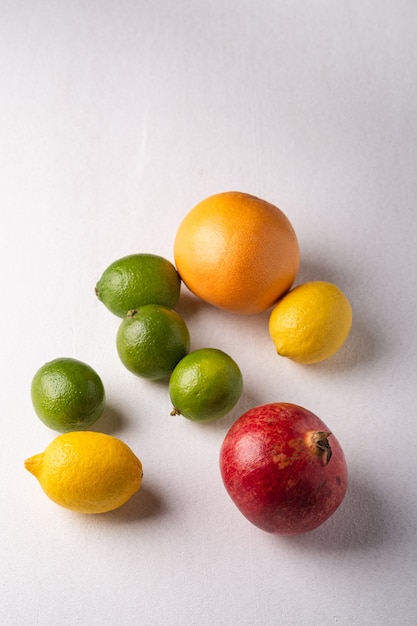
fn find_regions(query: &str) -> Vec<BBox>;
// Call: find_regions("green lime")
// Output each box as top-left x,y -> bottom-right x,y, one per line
169,348 -> 243,422
116,304 -> 190,380
95,253 -> 181,318
31,358 -> 105,432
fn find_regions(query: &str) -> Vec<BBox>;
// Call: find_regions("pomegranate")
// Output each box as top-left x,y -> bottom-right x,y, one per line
219,402 -> 348,534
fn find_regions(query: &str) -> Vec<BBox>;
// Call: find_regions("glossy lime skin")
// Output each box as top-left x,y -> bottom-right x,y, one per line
116,304 -> 190,380
169,348 -> 243,422
95,253 -> 181,318
31,358 -> 105,432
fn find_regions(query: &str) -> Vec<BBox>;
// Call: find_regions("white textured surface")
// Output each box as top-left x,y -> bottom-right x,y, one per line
1,2 -> 417,625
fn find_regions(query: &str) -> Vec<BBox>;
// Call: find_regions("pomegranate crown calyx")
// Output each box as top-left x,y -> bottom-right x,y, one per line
311,431 -> 333,466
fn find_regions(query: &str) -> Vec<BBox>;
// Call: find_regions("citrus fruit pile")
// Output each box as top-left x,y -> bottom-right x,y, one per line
25,190 -> 352,517
95,252 -> 243,421
173,191 -> 352,362
27,357 -> 143,514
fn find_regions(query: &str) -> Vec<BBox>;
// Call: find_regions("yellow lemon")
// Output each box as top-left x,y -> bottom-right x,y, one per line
24,432 -> 143,514
268,281 -> 352,364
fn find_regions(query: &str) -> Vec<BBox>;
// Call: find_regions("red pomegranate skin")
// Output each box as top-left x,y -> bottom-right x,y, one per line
219,403 -> 348,535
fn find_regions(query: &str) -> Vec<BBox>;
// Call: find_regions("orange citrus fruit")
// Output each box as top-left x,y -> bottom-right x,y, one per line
173,191 -> 300,315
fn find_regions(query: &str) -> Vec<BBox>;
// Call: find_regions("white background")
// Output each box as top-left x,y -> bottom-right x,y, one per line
1,1 -> 416,625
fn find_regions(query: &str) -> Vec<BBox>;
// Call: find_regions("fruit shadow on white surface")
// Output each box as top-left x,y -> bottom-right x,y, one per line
89,403 -> 131,436
99,484 -> 170,525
